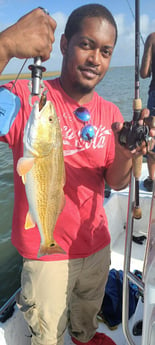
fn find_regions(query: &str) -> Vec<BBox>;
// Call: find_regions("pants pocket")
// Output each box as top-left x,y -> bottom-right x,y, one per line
19,260 -> 42,337
22,303 -> 41,337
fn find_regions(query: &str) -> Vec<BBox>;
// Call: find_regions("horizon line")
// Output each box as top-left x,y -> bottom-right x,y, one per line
0,70 -> 60,81
0,65 -> 134,81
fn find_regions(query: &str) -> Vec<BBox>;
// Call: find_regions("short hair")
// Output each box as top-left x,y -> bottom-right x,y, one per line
64,3 -> 117,44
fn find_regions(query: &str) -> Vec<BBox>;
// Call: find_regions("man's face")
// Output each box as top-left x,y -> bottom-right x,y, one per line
61,16 -> 116,95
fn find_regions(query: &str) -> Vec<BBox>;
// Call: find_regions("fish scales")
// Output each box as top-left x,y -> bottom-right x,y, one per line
17,100 -> 65,257
28,150 -> 64,245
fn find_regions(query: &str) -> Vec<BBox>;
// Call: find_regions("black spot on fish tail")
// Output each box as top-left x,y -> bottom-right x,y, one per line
37,243 -> 66,258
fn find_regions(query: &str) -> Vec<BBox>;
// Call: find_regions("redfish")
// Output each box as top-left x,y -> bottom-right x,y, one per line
17,99 -> 65,257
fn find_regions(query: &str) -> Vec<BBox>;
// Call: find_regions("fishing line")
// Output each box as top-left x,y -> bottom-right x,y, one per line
126,0 -> 144,45
0,59 -> 27,136
10,58 -> 28,91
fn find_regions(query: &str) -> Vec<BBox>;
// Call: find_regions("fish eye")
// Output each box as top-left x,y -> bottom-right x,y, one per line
49,116 -> 53,122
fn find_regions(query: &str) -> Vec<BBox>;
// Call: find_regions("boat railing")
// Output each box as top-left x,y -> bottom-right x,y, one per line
122,174 -> 155,345
0,287 -> 21,323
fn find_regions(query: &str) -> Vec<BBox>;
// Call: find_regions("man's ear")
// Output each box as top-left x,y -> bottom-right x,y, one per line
60,34 -> 68,55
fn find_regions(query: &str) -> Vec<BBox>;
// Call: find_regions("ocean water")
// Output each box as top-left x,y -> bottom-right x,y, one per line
0,66 -> 150,307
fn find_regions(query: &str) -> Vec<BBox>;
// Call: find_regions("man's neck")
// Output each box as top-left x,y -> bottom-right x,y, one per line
59,77 -> 95,105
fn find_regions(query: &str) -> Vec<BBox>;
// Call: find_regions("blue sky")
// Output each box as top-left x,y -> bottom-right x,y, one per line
0,0 -> 155,73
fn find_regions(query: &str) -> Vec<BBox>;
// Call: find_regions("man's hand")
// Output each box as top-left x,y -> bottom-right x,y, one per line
0,8 -> 57,72
112,108 -> 155,157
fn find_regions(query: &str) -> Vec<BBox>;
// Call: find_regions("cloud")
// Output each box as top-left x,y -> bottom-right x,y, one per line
141,14 -> 150,33
112,13 -> 155,67
141,14 -> 155,41
2,10 -> 155,74
46,11 -> 68,71
52,11 -> 67,31
112,14 -> 135,66
115,13 -> 127,36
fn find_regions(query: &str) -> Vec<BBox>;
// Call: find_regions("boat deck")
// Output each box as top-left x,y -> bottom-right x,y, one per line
0,163 -> 153,345
64,233 -> 147,345
111,231 -> 146,272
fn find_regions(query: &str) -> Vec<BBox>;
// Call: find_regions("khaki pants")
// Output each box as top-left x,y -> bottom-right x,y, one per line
19,245 -> 110,345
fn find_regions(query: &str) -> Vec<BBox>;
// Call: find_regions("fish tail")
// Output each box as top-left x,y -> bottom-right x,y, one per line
37,242 -> 66,258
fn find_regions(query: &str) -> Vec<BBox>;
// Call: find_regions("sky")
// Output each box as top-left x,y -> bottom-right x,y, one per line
0,0 -> 155,74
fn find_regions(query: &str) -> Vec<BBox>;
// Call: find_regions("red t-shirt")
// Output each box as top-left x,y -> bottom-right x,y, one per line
0,78 -> 123,260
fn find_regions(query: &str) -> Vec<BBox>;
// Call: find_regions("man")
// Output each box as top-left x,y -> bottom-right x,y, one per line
140,32 -> 155,192
0,5 -> 151,345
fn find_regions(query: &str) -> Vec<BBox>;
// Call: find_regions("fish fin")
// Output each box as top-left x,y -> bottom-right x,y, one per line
37,243 -> 66,258
17,157 -> 35,177
22,175 -> 26,185
25,211 -> 36,230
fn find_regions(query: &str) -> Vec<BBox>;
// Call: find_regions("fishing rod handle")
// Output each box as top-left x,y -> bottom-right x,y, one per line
133,98 -> 142,121
133,98 -> 142,111
132,94 -> 142,219
132,154 -> 142,219
132,154 -> 143,179
28,8 -> 49,96
29,57 -> 46,96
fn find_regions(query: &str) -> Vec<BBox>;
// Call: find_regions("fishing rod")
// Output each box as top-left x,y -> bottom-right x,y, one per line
132,0 -> 143,219
122,0 -> 155,337
120,2 -> 155,218
119,0 -> 151,218
122,1 -> 145,344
